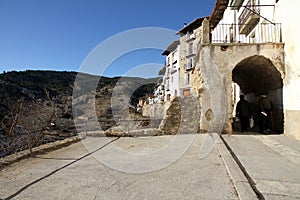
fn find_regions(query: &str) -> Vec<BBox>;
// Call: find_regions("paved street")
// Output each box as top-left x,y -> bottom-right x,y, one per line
1,133 -> 300,200
0,135 -> 245,200
223,134 -> 300,200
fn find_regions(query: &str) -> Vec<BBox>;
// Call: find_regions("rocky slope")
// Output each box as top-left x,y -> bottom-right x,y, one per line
0,70 -> 157,156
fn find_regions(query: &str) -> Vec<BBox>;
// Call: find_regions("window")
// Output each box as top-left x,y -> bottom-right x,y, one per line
183,89 -> 190,96
185,73 -> 190,85
188,42 -> 193,54
187,58 -> 193,70
167,94 -> 171,101
166,80 -> 170,90
172,51 -> 176,63
186,32 -> 190,41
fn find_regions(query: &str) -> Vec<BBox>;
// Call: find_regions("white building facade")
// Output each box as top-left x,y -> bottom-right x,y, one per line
154,41 -> 180,103
162,41 -> 180,102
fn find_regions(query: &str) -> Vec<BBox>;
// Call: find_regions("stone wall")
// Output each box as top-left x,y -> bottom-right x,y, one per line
142,96 -> 200,135
158,96 -> 200,134
179,25 -> 203,94
142,103 -> 165,119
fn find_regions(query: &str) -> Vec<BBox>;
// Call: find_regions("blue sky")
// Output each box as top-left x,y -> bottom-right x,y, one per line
0,0 -> 215,77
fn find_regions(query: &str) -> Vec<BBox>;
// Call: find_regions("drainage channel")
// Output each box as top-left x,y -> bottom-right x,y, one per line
220,135 -> 265,200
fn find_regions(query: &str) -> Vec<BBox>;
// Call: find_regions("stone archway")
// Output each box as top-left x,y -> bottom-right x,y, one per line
232,55 -> 284,133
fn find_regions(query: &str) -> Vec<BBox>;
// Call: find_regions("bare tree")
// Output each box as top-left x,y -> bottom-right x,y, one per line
0,89 -> 57,157
0,97 -> 24,154
19,89 -> 57,156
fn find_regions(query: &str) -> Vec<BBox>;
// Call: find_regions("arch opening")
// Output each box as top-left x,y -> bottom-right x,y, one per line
232,55 -> 284,134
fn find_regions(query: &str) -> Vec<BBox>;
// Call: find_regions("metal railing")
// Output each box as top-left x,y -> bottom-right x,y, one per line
211,23 -> 282,44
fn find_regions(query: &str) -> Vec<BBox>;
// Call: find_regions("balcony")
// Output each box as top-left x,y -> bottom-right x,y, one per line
165,68 -> 171,79
238,0 -> 260,35
184,62 -> 193,71
185,32 -> 195,42
230,0 -> 244,10
171,68 -> 177,74
211,23 -> 282,44
185,47 -> 196,58
166,85 -> 170,91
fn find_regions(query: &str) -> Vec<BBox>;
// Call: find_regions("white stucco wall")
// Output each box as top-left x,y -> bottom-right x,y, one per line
164,44 -> 180,102
275,0 -> 300,139
169,45 -> 180,99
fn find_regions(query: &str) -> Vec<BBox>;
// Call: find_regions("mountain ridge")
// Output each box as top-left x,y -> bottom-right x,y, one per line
0,70 -> 158,156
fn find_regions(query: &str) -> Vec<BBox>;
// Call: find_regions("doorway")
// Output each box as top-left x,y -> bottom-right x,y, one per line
232,55 -> 283,133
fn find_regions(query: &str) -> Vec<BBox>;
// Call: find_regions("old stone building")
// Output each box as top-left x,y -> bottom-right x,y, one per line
190,0 -> 299,139
148,0 -> 300,140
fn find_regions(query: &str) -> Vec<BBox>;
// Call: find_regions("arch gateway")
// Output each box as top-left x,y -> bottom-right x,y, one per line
191,43 -> 285,134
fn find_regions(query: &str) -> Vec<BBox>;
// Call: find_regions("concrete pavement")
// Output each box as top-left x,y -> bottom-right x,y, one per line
0,134 -> 246,200
222,134 -> 300,200
1,133 -> 299,200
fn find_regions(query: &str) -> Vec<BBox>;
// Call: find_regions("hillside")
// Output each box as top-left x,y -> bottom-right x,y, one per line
0,70 -> 158,156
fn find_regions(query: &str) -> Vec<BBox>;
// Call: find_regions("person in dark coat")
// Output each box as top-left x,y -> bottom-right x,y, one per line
258,94 -> 274,134
236,95 -> 252,132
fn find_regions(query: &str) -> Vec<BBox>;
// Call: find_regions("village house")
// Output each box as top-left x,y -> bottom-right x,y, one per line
176,18 -> 207,97
153,81 -> 164,104
162,40 -> 180,102
154,40 -> 180,103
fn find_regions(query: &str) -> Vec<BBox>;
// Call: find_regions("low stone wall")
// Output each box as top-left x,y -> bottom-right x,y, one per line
142,103 -> 165,118
0,136 -> 81,170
